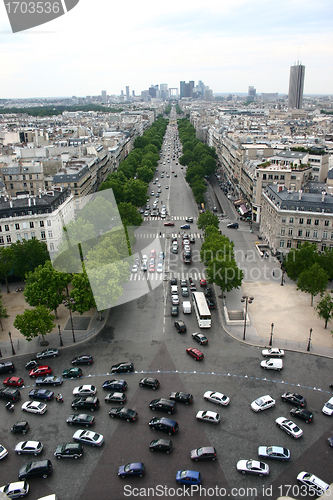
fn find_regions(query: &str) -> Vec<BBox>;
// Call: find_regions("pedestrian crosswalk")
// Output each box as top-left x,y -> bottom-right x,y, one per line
135,233 -> 202,239
143,216 -> 197,221
129,271 -> 206,282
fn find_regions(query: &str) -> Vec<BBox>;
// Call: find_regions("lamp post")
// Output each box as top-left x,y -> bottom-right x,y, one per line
269,322 -> 274,346
240,295 -> 254,341
307,327 -> 313,352
62,298 -> 76,343
8,331 -> 16,355
280,269 -> 285,286
58,324 -> 63,347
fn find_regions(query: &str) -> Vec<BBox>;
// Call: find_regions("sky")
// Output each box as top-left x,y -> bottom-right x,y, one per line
0,0 -> 333,99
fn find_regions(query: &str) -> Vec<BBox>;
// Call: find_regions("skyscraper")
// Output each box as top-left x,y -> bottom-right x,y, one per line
288,63 -> 305,109
101,90 -> 107,103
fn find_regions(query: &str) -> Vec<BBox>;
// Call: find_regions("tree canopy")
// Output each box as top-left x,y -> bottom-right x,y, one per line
14,305 -> 55,342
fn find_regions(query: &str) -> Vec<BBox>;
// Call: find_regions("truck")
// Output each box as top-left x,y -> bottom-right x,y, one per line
182,301 -> 191,314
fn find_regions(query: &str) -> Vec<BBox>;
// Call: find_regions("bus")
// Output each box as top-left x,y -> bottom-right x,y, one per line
192,291 -> 211,328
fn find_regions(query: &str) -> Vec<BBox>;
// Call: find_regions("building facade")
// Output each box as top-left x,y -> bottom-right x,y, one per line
288,63 -> 305,109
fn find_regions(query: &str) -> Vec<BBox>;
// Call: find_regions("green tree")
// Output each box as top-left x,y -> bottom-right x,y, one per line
197,211 -> 219,232
14,305 -> 55,342
122,178 -> 148,207
206,257 -> 243,295
318,249 -> 333,280
69,270 -> 96,315
284,242 -> 318,282
315,293 -> 333,328
136,166 -> 154,184
11,239 -> 50,280
0,247 -> 14,293
297,262 -> 328,306
0,294 -> 9,330
118,202 -> 143,227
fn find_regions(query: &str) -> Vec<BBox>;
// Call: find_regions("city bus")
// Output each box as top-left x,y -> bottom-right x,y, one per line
192,291 -> 211,328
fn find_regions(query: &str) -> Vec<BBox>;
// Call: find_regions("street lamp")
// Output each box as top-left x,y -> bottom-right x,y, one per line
240,295 -> 254,341
62,298 -> 76,343
58,324 -> 63,347
8,331 -> 16,355
280,268 -> 285,286
307,327 -> 313,352
269,323 -> 274,346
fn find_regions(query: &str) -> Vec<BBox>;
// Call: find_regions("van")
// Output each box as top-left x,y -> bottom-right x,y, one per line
182,301 -> 191,314
171,286 -> 178,295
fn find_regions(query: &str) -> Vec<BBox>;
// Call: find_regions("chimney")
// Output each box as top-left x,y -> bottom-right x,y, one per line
9,199 -> 13,208
33,197 -> 36,205
322,191 -> 326,202
28,197 -> 31,207
298,190 -> 302,200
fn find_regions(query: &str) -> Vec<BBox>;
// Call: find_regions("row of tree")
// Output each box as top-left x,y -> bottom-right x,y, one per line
0,104 -> 123,117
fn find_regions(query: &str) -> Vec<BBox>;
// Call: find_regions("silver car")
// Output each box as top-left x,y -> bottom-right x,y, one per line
15,441 -> 43,456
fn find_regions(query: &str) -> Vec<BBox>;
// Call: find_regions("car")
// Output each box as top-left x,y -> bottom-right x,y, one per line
262,348 -> 285,358
236,459 -> 269,476
71,397 -> 100,411
54,442 -> 83,459
144,210 -> 149,217
327,436 -> 333,447
0,444 -> 8,460
171,295 -> 180,305
181,287 -> 189,297
15,441 -> 43,456
204,391 -> 230,406
149,263 -> 155,272
149,398 -> 177,414
159,251 -> 164,260
155,193 -> 159,198
149,439 -> 172,453
281,392 -> 307,407
109,407 -> 138,422
3,376 -> 24,388
29,366 -> 52,378
72,355 -> 93,365
260,359 -> 283,371
199,279 -> 207,287
275,417 -> 303,438
206,298 -> 216,309
110,362 -> 134,374
141,262 -> 147,271
118,462 -> 145,478
66,413 -> 95,427
148,417 -> 179,435
322,396 -> 333,416
105,392 -> 126,404
204,287 -> 213,297
290,408 -> 314,423
190,283 -> 197,291
131,264 -> 138,273
35,375 -> 63,386
171,306 -> 179,317
0,481 -> 29,498
191,446 -> 217,461
170,278 -> 177,286
28,389 -> 54,401
164,222 -> 175,226
73,429 -> 104,447
196,410 -> 220,424
0,387 -> 21,402
174,174 -> 177,177
190,236 -> 195,244
192,332 -> 209,345
11,421 -> 29,434
213,206 -> 217,211
174,320 -> 187,333
25,360 -> 38,370
186,347 -> 204,361
18,459 -> 53,479
251,395 -> 276,412
180,224 -> 190,229
139,377 -> 160,390
258,446 -> 290,461
62,367 -> 82,378
0,362 -> 15,374
165,185 -> 169,189
102,379 -> 127,391
297,471 -> 330,496
73,385 -> 97,396
156,262 -> 163,273
150,191 -> 155,196
227,223 -> 239,229
176,470 -> 201,485
185,217 -> 194,223
169,392 -> 193,404
180,279 -> 187,287
21,401 -> 47,414
36,348 -> 59,359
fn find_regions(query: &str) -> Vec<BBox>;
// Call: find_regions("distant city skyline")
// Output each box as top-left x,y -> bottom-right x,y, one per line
0,0 -> 332,98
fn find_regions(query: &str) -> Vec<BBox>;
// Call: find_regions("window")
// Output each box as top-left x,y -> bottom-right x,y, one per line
331,233 -> 333,239
5,225 -> 9,232
280,174 -> 285,180
15,223 -> 20,230
29,174 -> 32,180
323,232 -> 328,239
23,233 -> 28,240
279,240 -> 285,248
282,217 -> 286,223
288,228 -> 293,236
29,222 -> 34,228
31,232 -> 35,238
47,220 -> 52,226
50,243 -> 54,251
10,183 -> 13,190
280,227 -> 285,235
22,175 -> 26,180
299,218 -> 304,224
287,240 -> 292,248
263,174 -> 266,180
305,230 -> 310,237
321,243 -> 326,251
0,236 -> 3,245
41,231 -> 46,240
314,219 -> 319,226
40,221 -> 44,227
289,217 -> 294,223
16,234 -> 21,241
30,183 -> 33,188
6,235 -> 11,243
307,219 -> 311,225
313,230 -> 318,238
274,175 -> 279,180
48,231 -> 53,238
324,220 -> 329,227
9,175 -> 12,181
268,174 -> 273,180
298,229 -> 303,237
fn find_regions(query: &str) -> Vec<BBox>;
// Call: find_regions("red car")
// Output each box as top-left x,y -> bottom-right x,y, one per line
3,376 -> 24,387
150,249 -> 156,257
186,348 -> 204,361
29,366 -> 52,378
199,279 -> 207,287
164,222 -> 175,226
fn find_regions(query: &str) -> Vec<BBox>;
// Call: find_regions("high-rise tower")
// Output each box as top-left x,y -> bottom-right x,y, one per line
288,63 -> 305,109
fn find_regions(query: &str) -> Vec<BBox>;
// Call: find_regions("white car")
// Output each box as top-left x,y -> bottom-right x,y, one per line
131,264 -> 138,273
262,348 -> 284,358
73,385 -> 97,397
297,471 -> 330,496
196,410 -> 220,424
251,395 -> 276,412
260,359 -> 283,371
322,396 -> 333,416
0,444 -> 8,460
275,417 -> 303,438
236,459 -> 269,476
15,441 -> 43,456
171,295 -> 180,305
73,429 -> 104,447
156,262 -> 163,273
203,391 -> 230,406
21,401 -> 47,414
0,481 -> 29,499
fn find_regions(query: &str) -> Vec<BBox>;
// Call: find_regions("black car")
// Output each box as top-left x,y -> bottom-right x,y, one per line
148,417 -> 179,436
109,407 -> 138,422
66,414 -> 95,427
191,446 -> 217,461
25,359 -> 39,370
139,378 -> 160,390
206,298 -> 216,309
227,223 -> 239,229
54,443 -> 83,459
181,287 -> 189,297
0,387 -> 21,402
11,421 -> 29,434
110,362 -> 134,374
281,392 -> 307,408
169,392 -> 193,405
72,355 -> 93,365
71,397 -> 100,411
29,388 -> 54,401
19,459 -> 52,479
192,332 -> 209,345
290,408 -> 314,423
204,287 -> 213,297
171,306 -> 179,317
149,398 -> 177,414
0,362 -> 15,374
149,439 -> 173,453
170,278 -> 177,285
104,392 -> 126,404
62,368 -> 83,379
180,279 -> 187,287
174,321 -> 187,333
102,379 -> 127,391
